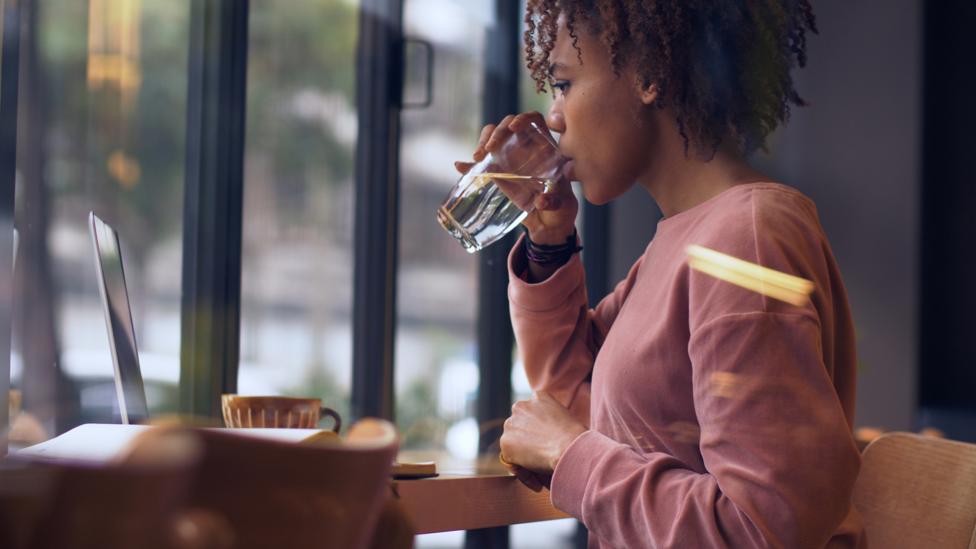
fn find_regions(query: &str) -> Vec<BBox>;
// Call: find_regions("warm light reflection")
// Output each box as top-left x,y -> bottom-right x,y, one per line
709,371 -> 745,399
686,244 -> 815,306
87,0 -> 142,109
106,149 -> 141,188
666,421 -> 701,445
88,0 -> 142,189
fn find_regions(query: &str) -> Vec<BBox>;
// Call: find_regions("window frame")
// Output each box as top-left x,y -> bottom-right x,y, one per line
178,0 -> 249,418
351,0 -> 402,421
0,0 -> 22,453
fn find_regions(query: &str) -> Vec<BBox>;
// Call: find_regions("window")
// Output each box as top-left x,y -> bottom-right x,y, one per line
12,0 -> 189,430
238,0 -> 358,423
395,0 -> 484,457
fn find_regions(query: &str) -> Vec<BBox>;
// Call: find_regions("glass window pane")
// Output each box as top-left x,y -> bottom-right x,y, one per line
396,0 -> 488,458
238,0 -> 358,423
12,0 -> 189,434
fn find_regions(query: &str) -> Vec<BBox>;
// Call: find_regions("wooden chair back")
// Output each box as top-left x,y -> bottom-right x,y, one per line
186,418 -> 401,549
854,432 -> 976,549
0,428 -> 203,549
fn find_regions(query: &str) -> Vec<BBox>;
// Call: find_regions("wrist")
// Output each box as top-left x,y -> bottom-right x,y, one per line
551,425 -> 587,471
525,229 -> 582,267
527,226 -> 577,246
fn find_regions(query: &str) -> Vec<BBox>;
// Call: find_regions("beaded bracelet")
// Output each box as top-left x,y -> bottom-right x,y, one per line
525,229 -> 583,266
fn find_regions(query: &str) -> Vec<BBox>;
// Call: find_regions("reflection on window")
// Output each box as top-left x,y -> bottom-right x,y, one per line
12,0 -> 189,434
238,0 -> 358,424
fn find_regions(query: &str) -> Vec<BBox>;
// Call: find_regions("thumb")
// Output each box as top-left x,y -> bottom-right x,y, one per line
534,193 -> 562,211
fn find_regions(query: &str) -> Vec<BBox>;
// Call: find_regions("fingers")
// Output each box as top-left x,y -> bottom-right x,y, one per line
454,161 -> 475,175
482,114 -> 516,155
511,465 -> 544,492
508,111 -> 548,133
533,179 -> 573,211
472,111 -> 550,163
510,400 -> 526,414
474,124 -> 496,161
478,123 -> 496,145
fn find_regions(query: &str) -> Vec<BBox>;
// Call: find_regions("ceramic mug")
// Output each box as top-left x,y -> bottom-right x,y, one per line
221,395 -> 341,433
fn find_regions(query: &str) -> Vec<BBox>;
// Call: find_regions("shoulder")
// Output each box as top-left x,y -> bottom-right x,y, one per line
696,183 -> 819,240
690,183 -> 824,264
685,183 -> 829,320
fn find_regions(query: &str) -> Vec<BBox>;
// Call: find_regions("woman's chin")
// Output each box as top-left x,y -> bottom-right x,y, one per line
581,185 -> 614,206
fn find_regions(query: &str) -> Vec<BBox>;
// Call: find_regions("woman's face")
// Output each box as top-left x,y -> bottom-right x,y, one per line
545,18 -> 657,205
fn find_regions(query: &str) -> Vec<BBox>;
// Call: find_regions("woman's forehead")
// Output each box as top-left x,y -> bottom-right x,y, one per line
550,20 -> 584,67
550,19 -> 610,72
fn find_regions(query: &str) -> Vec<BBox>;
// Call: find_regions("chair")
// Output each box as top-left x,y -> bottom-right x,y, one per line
853,432 -> 976,549
182,418 -> 404,549
0,427 -> 205,549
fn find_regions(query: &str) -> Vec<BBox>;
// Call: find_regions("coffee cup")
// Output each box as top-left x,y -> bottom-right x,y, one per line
220,395 -> 341,433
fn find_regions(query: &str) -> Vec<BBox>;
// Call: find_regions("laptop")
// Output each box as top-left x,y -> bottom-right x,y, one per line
88,212 -> 149,425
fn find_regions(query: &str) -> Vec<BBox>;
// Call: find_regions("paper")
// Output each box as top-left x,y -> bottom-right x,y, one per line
15,424 -> 427,477
15,424 -> 153,463
14,423 -> 335,464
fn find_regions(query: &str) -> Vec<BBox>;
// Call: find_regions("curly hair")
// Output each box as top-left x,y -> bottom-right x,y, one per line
524,0 -> 817,156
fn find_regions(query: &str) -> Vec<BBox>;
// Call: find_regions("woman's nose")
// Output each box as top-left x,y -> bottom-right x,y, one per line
546,104 -> 566,134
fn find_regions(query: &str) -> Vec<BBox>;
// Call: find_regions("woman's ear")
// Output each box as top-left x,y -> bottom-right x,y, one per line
638,80 -> 658,106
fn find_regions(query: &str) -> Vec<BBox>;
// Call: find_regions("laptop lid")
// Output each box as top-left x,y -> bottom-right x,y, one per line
88,212 -> 149,424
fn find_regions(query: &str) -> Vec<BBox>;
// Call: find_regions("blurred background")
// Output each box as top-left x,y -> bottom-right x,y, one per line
3,0 -> 974,547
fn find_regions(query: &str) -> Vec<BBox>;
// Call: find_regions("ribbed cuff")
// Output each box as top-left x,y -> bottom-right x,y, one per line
507,233 -> 584,313
550,429 -> 619,520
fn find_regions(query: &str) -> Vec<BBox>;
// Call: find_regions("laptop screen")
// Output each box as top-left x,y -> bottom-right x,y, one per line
89,212 -> 149,424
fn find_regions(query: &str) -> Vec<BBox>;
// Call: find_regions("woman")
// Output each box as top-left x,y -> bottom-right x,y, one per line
459,1 -> 865,547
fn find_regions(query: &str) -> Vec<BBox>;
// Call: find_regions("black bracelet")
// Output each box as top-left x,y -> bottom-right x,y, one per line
525,229 -> 582,266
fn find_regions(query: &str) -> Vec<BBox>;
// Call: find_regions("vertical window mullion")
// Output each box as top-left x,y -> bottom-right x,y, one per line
0,0 -> 22,453
467,1 -> 521,546
352,0 -> 403,422
476,0 -> 519,456
180,0 -> 249,418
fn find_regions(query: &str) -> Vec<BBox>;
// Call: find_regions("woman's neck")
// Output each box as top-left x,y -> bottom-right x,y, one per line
639,118 -> 768,218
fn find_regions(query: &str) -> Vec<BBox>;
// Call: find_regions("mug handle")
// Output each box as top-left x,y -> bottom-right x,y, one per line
320,407 -> 342,433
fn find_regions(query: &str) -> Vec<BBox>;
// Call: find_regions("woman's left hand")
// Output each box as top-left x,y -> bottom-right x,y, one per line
500,392 -> 587,474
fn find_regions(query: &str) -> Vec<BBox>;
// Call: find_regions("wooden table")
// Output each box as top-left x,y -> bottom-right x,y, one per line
393,456 -> 570,534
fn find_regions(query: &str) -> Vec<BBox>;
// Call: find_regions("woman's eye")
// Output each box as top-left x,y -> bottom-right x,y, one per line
552,81 -> 570,94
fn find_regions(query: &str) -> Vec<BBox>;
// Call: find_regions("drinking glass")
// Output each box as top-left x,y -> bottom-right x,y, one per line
437,122 -> 567,252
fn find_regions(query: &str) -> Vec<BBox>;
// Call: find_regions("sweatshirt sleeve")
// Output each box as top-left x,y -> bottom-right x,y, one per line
508,234 -> 643,425
549,311 -> 861,548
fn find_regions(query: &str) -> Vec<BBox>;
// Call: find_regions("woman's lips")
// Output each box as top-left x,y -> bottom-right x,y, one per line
562,159 -> 576,182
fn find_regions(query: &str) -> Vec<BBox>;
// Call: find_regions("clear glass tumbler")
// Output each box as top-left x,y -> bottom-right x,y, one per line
436,122 -> 567,253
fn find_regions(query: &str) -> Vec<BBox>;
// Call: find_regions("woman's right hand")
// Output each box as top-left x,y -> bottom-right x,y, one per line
454,112 -> 578,246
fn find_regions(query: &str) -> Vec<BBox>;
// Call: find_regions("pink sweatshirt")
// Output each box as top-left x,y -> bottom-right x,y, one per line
508,183 -> 866,548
